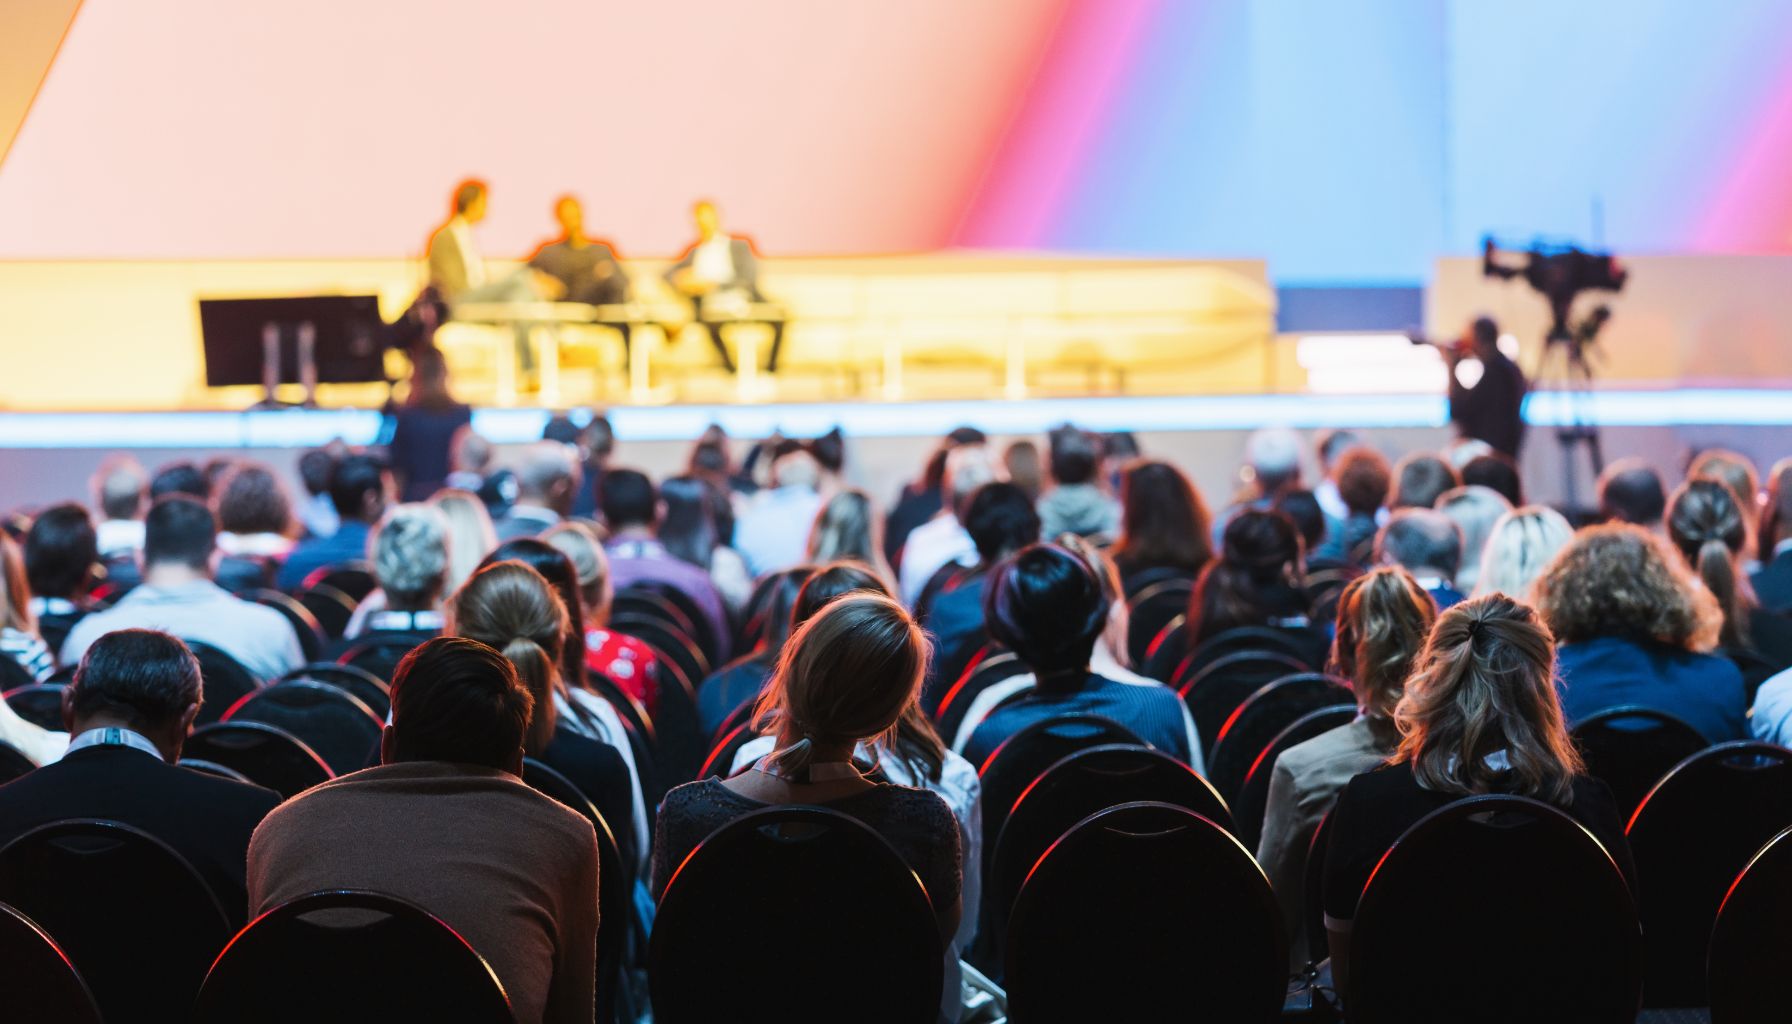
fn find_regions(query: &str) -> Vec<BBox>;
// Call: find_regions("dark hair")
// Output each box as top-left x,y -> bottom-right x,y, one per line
68,629 -> 201,732
150,462 -> 209,501
808,428 -> 846,475
756,566 -> 818,657
1111,460 -> 1213,577
480,539 -> 587,690
1375,508 -> 1463,579
658,475 -> 721,569
984,544 -> 1111,675
1392,454 -> 1459,510
1003,441 -> 1043,502
1317,429 -> 1360,469
599,468 -> 656,528
143,495 -> 216,570
1471,316 -> 1500,350
1335,446 -> 1392,516
1763,462 -> 1792,558
330,453 -> 390,521
298,448 -> 337,497
793,562 -> 886,628
1187,510 -> 1310,646
1461,453 -> 1523,506
24,503 -> 97,598
453,179 -> 487,214
963,482 -> 1041,564
215,463 -> 293,536
389,636 -> 532,769
1047,424 -> 1102,486
1598,459 -> 1667,527
920,427 -> 988,492
1275,490 -> 1327,554
1667,478 -> 1753,649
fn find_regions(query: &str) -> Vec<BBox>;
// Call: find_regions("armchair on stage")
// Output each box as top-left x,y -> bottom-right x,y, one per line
436,254 -> 1275,406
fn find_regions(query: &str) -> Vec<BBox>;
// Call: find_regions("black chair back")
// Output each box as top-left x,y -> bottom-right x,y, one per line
1205,672 -> 1355,803
335,634 -> 428,688
699,722 -> 759,780
1138,617 -> 1188,682
0,819 -> 230,1024
981,744 -> 1230,977
295,584 -> 357,640
1348,795 -> 1642,1024
299,561 -> 377,602
1709,823 -> 1792,1023
1175,651 -> 1310,760
281,663 -> 392,720
3,681 -> 66,731
245,589 -> 328,663
1571,704 -> 1709,819
610,615 -> 710,686
1188,625 -> 1318,673
649,806 -> 943,1023
977,715 -> 1147,864
521,758 -> 629,1024
1125,577 -> 1194,668
1231,703 -> 1357,851
179,759 -> 254,784
1005,801 -> 1284,1023
0,901 -> 103,1024
194,889 -> 514,1024
935,649 -> 1026,747
618,583 -> 720,668
0,739 -> 38,782
184,721 -> 334,799
184,641 -> 264,726
1627,740 -> 1792,1007
1302,810 -> 1333,967
222,680 -> 383,775
0,653 -> 38,692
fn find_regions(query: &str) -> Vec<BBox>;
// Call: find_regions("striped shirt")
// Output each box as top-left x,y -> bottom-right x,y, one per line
961,671 -> 1197,768
0,628 -> 54,684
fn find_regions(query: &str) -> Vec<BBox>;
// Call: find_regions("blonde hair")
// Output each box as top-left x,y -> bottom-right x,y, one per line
806,489 -> 890,581
1533,523 -> 1723,652
1330,567 -> 1437,744
1436,485 -> 1512,592
371,503 -> 449,610
448,561 -> 567,755
431,488 -> 497,596
0,535 -> 36,635
753,593 -> 928,779
1394,594 -> 1584,803
543,521 -> 611,619
1472,505 -> 1573,599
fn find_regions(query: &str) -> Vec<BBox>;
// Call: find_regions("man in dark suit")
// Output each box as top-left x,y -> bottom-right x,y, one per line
664,199 -> 785,373
0,629 -> 280,927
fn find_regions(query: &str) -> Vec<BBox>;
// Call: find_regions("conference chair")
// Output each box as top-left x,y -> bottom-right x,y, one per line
1571,705 -> 1709,819
602,630 -> 705,791
1138,617 -> 1188,682
698,721 -> 759,780
0,653 -> 38,693
1005,802 -> 1284,1023
1176,651 -> 1311,760
618,583 -> 720,668
295,584 -> 357,641
3,681 -> 67,731
299,561 -> 378,603
1230,702 -> 1357,851
1627,741 -> 1792,1007
934,648 -> 1026,746
1346,795 -> 1643,1024
977,715 -> 1148,858
611,614 -> 710,687
0,739 -> 35,782
650,806 -> 943,1024
1119,565 -> 1196,600
1302,811 -> 1335,970
221,679 -> 383,776
281,663 -> 392,720
983,744 -> 1231,978
244,590 -> 329,663
522,758 -> 631,1024
193,890 -> 514,1024
1708,824 -> 1792,1023
1204,673 -> 1355,803
178,759 -> 254,784
0,819 -> 230,1024
184,721 -> 334,800
0,901 -> 103,1024
184,641 -> 264,726
1125,577 -> 1195,668
1187,625 -> 1319,675
335,634 -> 430,689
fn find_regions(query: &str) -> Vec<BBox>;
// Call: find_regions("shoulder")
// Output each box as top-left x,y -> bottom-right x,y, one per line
866,784 -> 957,836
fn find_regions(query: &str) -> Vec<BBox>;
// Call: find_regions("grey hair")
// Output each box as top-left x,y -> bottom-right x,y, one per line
1473,505 -> 1574,599
1376,508 -> 1464,580
372,503 -> 450,609
1436,485 -> 1513,593
516,441 -> 579,500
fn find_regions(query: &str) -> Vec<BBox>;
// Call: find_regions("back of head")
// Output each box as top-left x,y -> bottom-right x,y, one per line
599,468 -> 656,529
760,565 -> 819,653
658,475 -> 720,566
480,538 -> 584,641
373,504 -> 450,610
1475,505 -> 1573,599
143,494 -> 216,572
1597,459 -> 1667,527
1274,490 -> 1327,554
24,503 -> 97,599
1391,453 -> 1460,510
984,543 -> 1109,675
215,463 -> 292,536
808,428 -> 846,476
772,449 -> 821,492
543,521 -> 609,609
1245,427 -> 1302,495
922,427 -> 987,491
1435,486 -> 1511,590
1189,509 -> 1307,642
1114,459 -> 1213,575
1317,429 -> 1360,473
808,489 -> 879,565
389,636 -> 532,769
1534,523 -> 1721,651
1047,424 -> 1101,486
1395,593 -> 1581,802
92,456 -> 148,521
944,445 -> 1000,513
1689,449 -> 1758,518
792,561 -> 889,628
452,179 -> 487,215
1331,567 -> 1437,735
297,448 -> 338,498
1460,453 -> 1523,506
517,441 -> 580,504
1667,478 -> 1751,648
447,562 -> 567,755
1002,441 -> 1042,501
754,594 -> 928,778
452,427 -> 493,474
150,461 -> 209,502
1334,446 -> 1392,516
963,482 -> 1041,563
1376,508 -> 1464,580
329,452 -> 390,522
431,488 -> 497,594
69,629 -> 202,736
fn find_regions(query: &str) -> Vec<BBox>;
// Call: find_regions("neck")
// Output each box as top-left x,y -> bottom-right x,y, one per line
143,563 -> 207,588
72,714 -> 176,762
1035,666 -> 1088,692
614,523 -> 655,539
776,726 -> 854,764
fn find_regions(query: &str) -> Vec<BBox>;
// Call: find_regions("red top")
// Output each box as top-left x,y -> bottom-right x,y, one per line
584,628 -> 662,715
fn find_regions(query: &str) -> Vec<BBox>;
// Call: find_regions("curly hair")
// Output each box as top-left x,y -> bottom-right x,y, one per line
1334,446 -> 1392,516
214,463 -> 293,536
1329,567 -> 1437,745
1531,523 -> 1722,652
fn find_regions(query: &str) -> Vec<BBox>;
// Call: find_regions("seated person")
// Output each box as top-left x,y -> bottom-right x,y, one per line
91,455 -> 149,563
335,503 -> 450,655
1322,594 -> 1634,989
920,482 -> 1041,708
213,462 -> 296,593
277,453 -> 394,592
599,469 -> 730,659
732,447 -> 823,579
62,496 -> 304,682
1035,425 -> 1120,541
0,534 -> 56,685
248,636 -> 601,1024
1108,459 -> 1213,588
695,568 -> 814,738
663,199 -> 784,373
1666,479 -> 1792,685
1317,446 -> 1390,567
1375,508 -> 1467,610
1389,452 -> 1459,510
544,522 -> 664,717
529,195 -> 631,307
961,544 -> 1195,766
1187,510 -> 1332,670
0,630 -> 280,925
1257,567 -> 1436,966
22,503 -> 99,653
1597,458 -> 1668,530
493,441 -> 581,542
387,347 -> 473,503
900,445 -> 1000,607
1535,524 -> 1747,744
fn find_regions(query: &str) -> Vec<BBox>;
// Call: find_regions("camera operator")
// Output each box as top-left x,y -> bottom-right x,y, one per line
1446,316 -> 1527,459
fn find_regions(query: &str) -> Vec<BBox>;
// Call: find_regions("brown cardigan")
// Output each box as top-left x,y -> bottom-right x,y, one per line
247,760 -> 600,1024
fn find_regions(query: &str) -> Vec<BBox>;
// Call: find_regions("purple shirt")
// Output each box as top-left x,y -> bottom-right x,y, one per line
605,537 -> 732,663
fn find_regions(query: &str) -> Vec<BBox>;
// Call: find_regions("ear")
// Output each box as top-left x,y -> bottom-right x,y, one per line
60,687 -> 77,734
506,744 -> 525,778
379,724 -> 398,765
180,702 -> 201,735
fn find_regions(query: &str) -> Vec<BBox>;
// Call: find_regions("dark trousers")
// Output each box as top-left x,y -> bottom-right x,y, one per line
687,299 -> 785,373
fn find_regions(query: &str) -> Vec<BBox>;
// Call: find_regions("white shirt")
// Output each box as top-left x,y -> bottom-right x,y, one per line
95,519 -> 145,559
1752,668 -> 1792,748
59,579 -> 304,683
65,725 -> 161,759
690,234 -> 734,287
449,216 -> 486,289
898,513 -> 977,607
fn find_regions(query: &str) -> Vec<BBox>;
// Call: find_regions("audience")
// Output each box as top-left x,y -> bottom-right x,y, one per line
1187,509 -> 1330,669
1597,457 -> 1668,530
22,502 -> 98,652
62,496 -> 303,680
340,503 -> 450,645
961,543 -> 1195,765
1434,485 -> 1511,594
1460,451 -> 1524,506
883,426 -> 986,566
543,522 -> 663,717
1258,567 -> 1436,965
248,636 -> 600,1024
91,455 -> 148,562
1376,509 -> 1466,610
1275,490 -> 1329,570
1534,524 -> 1746,743
294,445 -> 343,539
212,462 -> 295,592
1036,424 -> 1120,540
1666,479 -> 1792,677
277,453 -> 393,591
1319,445 -> 1391,565
1312,428 -> 1361,524
599,469 -> 730,661
1002,439 -> 1043,502
1108,459 -> 1213,589
1472,504 -> 1573,598
1389,452 -> 1459,510
695,567 -> 814,737
494,441 -> 582,542
920,482 -> 1042,697
431,487 -> 499,596
805,488 -> 892,585
659,474 -> 754,613
1322,594 -> 1633,988
150,461 -> 209,501
899,443 -> 1001,605
0,534 -> 55,684
733,446 -> 825,577
1753,460 -> 1792,612
0,630 -> 278,922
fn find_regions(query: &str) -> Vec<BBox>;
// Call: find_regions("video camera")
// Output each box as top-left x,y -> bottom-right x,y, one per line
1481,236 -> 1627,346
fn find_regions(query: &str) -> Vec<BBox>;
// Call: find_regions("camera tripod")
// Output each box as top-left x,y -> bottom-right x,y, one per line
1532,308 -> 1611,509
